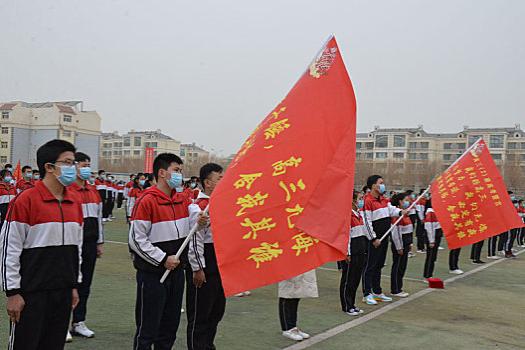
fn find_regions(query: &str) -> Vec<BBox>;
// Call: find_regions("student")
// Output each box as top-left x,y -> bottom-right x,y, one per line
116,181 -> 125,209
32,169 -> 40,181
0,169 -> 16,225
95,170 -> 108,221
389,192 -> 413,298
16,166 -> 35,193
470,240 -> 485,264
128,153 -> 191,350
339,190 -> 370,315
362,175 -> 406,305
187,163 -> 226,350
127,173 -> 146,223
0,139 -> 83,349
448,248 -> 463,274
278,270 -> 317,341
69,152 -> 104,339
487,233 -> 503,260
414,190 -> 427,253
423,198 -> 442,279
517,200 -> 525,247
105,175 -> 115,221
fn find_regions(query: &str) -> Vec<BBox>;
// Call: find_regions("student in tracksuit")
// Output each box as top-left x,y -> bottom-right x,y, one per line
517,200 -> 525,247
95,170 -> 107,221
503,202 -> 520,258
339,190 -> 371,316
0,169 -> 16,225
187,163 -> 226,350
16,166 -> 34,193
470,240 -> 485,264
105,176 -> 115,220
362,175 -> 405,305
0,139 -> 82,350
423,199 -> 442,279
414,190 -> 427,253
128,153 -> 190,350
116,182 -> 125,209
448,247 -> 463,274
127,173 -> 146,224
69,152 -> 104,339
487,232 -> 504,259
389,192 -> 413,298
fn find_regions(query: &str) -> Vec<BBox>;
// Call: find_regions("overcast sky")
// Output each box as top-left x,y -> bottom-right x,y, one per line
1,0 -> 524,155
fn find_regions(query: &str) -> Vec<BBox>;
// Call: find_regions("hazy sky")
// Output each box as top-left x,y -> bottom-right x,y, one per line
1,0 -> 524,155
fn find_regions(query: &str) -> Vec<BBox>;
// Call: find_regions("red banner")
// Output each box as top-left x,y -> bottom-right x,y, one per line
210,36 -> 357,296
144,147 -> 154,173
431,139 -> 523,249
13,161 -> 22,182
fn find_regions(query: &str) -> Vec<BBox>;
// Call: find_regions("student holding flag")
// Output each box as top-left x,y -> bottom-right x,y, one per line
423,198 -> 442,279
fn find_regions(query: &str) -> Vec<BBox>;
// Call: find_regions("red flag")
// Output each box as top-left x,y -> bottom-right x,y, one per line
430,139 -> 523,249
13,161 -> 22,182
210,36 -> 357,296
144,148 -> 154,173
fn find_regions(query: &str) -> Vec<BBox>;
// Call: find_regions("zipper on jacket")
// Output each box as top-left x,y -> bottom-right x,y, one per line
169,203 -> 181,239
59,200 -> 65,245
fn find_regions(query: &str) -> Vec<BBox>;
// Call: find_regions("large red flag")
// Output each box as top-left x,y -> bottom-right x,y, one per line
13,161 -> 22,182
431,139 -> 523,249
210,36 -> 357,296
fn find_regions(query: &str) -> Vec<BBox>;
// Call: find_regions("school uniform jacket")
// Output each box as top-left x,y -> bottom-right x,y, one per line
0,180 -> 83,296
424,208 -> 441,243
391,214 -> 413,250
128,186 -> 191,273
0,182 -> 16,205
95,178 -> 107,201
188,192 -> 218,273
415,198 -> 427,221
70,182 -> 104,244
127,187 -> 143,217
16,180 -> 34,194
363,193 -> 402,239
348,209 -> 373,255
124,181 -> 133,199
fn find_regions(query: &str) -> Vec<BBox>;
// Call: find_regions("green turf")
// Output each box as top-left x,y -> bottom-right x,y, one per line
1,208 -> 524,349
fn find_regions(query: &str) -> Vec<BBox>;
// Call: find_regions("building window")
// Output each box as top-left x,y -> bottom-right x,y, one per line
468,135 -> 482,146
409,142 -> 429,149
62,130 -> 72,137
356,142 -> 362,150
1,142 -> 8,149
521,154 -> 525,161
63,115 -> 72,122
133,150 -> 141,155
393,135 -> 406,147
489,135 -> 504,149
365,153 -> 373,159
124,137 -> 131,147
102,151 -> 111,157
0,156 -> 7,163
521,142 -> 525,149
375,152 -> 387,159
492,154 -> 502,160
1,127 -> 8,134
180,149 -> 186,156
508,142 -> 517,150
113,142 -> 122,148
393,152 -> 404,159
134,137 -> 142,147
420,153 -> 428,160
365,142 -> 374,150
443,154 -> 460,161
375,135 -> 388,148
1,112 -> 9,119
124,150 -> 131,156
103,143 -> 112,149
444,142 -> 466,150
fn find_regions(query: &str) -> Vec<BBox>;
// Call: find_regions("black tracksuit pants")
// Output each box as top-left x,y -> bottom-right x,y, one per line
415,217 -> 426,251
186,266 -> 226,349
470,240 -> 484,261
9,288 -> 72,350
117,193 -> 124,209
503,229 -> 518,253
133,268 -> 185,350
339,236 -> 367,311
449,248 -> 461,270
423,229 -> 443,278
279,298 -> 300,331
390,234 -> 412,294
488,234 -> 502,257
72,241 -> 97,323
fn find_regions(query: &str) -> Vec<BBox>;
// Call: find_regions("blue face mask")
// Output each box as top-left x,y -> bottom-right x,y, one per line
167,172 -> 183,189
24,172 -> 33,180
378,183 -> 386,194
33,174 -> 40,180
139,179 -> 146,187
402,200 -> 410,209
357,199 -> 364,209
4,176 -> 12,183
190,182 -> 197,189
79,167 -> 92,180
57,165 -> 77,186
411,193 -> 416,200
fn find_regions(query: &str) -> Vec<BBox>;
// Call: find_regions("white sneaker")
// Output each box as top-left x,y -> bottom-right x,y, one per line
346,307 -> 364,316
242,291 -> 251,296
449,269 -> 464,275
234,293 -> 244,297
392,292 -> 409,298
71,322 -> 95,338
408,252 -> 415,258
363,294 -> 378,305
282,329 -> 303,341
181,308 -> 185,313
417,250 -> 426,254
66,331 -> 73,343
295,328 -> 310,339
487,256 -> 501,260
438,246 -> 444,250
372,293 -> 393,302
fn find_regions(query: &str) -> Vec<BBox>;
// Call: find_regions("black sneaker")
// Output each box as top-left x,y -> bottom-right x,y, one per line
471,260 -> 486,264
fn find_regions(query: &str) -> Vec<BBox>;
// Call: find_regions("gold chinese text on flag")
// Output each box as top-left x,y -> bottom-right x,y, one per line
431,139 -> 523,249
210,36 -> 357,296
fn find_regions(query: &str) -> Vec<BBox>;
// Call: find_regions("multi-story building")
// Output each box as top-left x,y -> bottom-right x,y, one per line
0,101 -> 101,168
180,143 -> 210,166
100,129 -> 181,164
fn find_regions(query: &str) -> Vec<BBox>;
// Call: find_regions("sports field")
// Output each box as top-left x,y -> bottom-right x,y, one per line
1,208 -> 524,349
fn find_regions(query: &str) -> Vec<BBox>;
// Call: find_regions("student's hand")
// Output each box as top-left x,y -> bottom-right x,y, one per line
193,269 -> 206,288
401,209 -> 409,216
397,249 -> 404,256
164,255 -> 180,270
346,255 -> 351,263
96,244 -> 104,258
197,212 -> 209,229
7,294 -> 25,323
72,289 -> 79,310
372,239 -> 381,248
429,243 -> 435,249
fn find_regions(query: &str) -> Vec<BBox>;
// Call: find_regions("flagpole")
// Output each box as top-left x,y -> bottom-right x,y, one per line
378,138 -> 483,243
159,205 -> 209,283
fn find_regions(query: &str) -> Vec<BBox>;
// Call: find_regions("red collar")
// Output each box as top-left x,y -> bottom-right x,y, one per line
35,180 -> 76,202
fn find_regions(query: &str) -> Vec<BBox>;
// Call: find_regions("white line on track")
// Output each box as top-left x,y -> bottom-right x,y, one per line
283,249 -> 525,350
106,240 -> 128,245
317,267 -> 423,283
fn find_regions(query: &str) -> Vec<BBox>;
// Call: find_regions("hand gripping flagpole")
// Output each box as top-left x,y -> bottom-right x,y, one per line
378,138 -> 483,243
160,205 -> 209,283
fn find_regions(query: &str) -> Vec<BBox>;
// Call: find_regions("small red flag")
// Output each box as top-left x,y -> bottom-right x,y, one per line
144,148 -> 154,173
13,161 -> 22,182
210,36 -> 357,296
430,139 -> 523,249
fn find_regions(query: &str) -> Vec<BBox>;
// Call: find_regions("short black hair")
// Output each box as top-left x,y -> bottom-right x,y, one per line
391,192 -> 408,207
425,198 -> 433,211
32,169 -> 40,174
361,185 -> 369,193
75,152 -> 91,163
4,164 -> 12,169
153,153 -> 183,181
0,169 -> 11,178
36,139 -> 76,179
200,163 -> 223,190
22,165 -> 32,173
405,189 -> 414,195
366,175 -> 382,189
